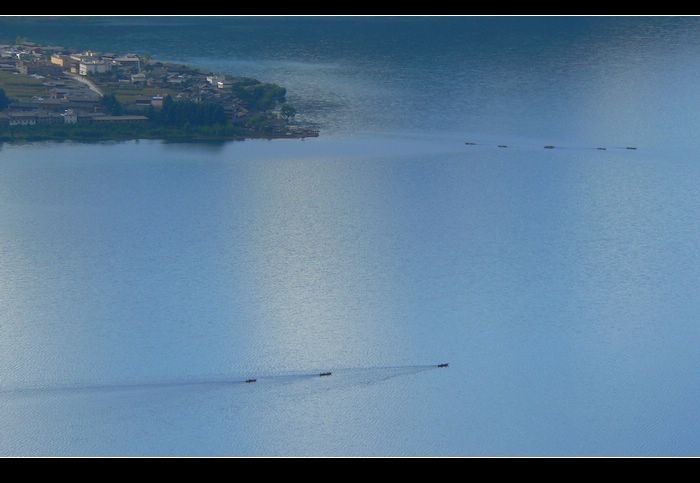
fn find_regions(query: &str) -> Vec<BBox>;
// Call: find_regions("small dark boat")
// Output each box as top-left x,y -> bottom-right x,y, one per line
464,142 -> 477,145
596,147 -> 607,150
544,145 -> 555,149
437,363 -> 449,368
497,145 -> 508,148
319,372 -> 332,377
626,146 -> 637,150
245,378 -> 257,383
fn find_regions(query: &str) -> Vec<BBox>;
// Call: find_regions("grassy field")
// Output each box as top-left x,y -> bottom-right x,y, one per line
0,70 -> 47,98
0,70 -> 178,106
102,84 -> 178,105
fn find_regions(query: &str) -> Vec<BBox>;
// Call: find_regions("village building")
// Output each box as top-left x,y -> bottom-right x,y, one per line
92,115 -> 148,123
114,55 -> 141,72
50,54 -> 70,67
130,73 -> 146,84
61,109 -> 78,124
79,60 -> 109,76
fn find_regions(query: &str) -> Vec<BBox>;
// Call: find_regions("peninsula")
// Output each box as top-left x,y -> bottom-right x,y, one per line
0,39 -> 319,142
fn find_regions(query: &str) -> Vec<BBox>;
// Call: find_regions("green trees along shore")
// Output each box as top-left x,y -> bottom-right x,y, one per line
0,88 -> 9,110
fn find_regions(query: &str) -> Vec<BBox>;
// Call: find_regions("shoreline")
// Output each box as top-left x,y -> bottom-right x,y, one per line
0,125 -> 320,144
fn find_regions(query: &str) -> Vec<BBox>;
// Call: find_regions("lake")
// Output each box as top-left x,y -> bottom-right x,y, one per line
1,16 -> 699,456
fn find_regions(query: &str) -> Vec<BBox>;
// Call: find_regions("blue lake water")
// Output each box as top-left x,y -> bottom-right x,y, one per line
1,17 -> 700,455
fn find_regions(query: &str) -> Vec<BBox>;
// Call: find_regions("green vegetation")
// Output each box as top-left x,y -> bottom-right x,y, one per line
241,113 -> 275,135
0,119 -> 308,143
280,104 -> 296,122
0,70 -> 45,99
152,95 -> 227,127
100,94 -> 124,115
231,79 -> 287,111
0,88 -> 9,110
104,84 -> 177,106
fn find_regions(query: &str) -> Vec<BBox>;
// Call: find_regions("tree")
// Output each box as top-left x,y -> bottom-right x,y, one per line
280,104 -> 296,122
232,82 -> 286,111
100,94 -> 123,116
158,96 -> 226,127
0,88 -> 9,110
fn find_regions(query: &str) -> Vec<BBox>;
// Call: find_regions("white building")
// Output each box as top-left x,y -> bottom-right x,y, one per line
207,75 -> 226,86
61,109 -> 78,124
79,60 -> 109,76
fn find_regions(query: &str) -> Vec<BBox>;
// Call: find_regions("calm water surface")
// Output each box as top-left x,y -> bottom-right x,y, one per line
1,17 -> 699,455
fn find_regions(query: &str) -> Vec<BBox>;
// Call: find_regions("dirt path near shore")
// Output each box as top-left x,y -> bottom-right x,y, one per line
67,73 -> 103,97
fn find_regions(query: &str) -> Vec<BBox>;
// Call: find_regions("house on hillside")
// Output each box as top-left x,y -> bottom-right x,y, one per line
115,55 -> 141,73
79,60 -> 109,76
131,73 -> 147,84
7,111 -> 37,126
61,109 -> 78,124
50,54 -> 69,67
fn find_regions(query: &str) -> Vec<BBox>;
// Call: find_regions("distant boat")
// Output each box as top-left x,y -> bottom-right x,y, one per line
319,372 -> 332,377
245,378 -> 257,383
544,145 -> 555,149
437,363 -> 449,368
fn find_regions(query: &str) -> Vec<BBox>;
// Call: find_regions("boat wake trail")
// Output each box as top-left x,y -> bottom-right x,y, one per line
0,363 -> 448,397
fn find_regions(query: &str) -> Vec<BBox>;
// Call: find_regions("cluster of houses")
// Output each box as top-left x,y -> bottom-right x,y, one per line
1,42 -> 142,77
0,42 -> 151,127
2,108 -> 76,126
0,41 -> 253,128
48,51 -> 142,77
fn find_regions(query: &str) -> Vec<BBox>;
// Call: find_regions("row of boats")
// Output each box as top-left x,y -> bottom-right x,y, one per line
465,142 -> 638,150
243,363 -> 449,383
